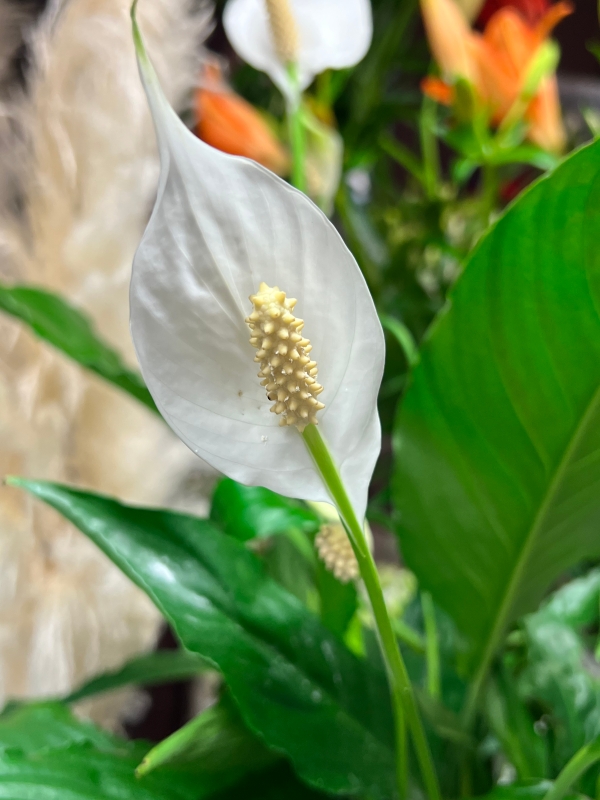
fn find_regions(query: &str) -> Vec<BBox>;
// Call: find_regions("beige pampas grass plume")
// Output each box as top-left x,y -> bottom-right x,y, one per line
0,0 -> 214,725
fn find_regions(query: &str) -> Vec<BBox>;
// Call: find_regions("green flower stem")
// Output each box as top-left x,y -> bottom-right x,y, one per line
287,64 -> 306,193
422,592 -> 440,700
543,736 -> 600,800
302,424 -> 441,800
480,163 -> 500,226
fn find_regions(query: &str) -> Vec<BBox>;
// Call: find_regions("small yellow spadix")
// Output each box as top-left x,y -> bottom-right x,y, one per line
315,523 -> 359,583
246,282 -> 325,432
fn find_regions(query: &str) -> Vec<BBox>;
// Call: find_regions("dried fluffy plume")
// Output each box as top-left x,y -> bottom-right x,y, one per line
0,0 -> 214,720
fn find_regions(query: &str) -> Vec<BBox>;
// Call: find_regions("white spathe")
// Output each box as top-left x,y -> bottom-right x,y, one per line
222,0 -> 373,96
130,30 -> 384,523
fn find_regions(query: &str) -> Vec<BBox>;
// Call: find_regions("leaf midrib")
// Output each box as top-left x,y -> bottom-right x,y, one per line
464,381 -> 600,724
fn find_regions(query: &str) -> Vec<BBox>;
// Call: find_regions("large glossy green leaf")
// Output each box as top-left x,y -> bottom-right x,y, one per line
210,479 -> 319,543
0,745 -> 200,800
63,650 -> 209,704
0,703 -> 117,755
392,139 -> 600,705
137,696 -> 276,793
0,284 -> 156,412
10,478 -> 395,799
0,703 -> 200,800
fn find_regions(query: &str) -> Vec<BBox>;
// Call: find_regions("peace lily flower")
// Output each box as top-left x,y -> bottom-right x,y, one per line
222,0 -> 373,100
194,60 -> 289,175
129,8 -> 383,526
421,0 -> 572,152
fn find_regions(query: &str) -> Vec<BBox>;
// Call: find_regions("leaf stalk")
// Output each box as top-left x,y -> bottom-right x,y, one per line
302,424 -> 441,800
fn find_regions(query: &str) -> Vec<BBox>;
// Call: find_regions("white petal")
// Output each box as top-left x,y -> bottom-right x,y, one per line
131,30 -> 384,522
223,0 -> 373,95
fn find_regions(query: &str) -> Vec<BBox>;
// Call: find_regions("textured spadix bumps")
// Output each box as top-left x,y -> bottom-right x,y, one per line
247,283 -> 324,431
130,14 -> 384,521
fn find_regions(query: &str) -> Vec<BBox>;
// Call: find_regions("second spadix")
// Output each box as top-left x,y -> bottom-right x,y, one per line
129,10 -> 384,522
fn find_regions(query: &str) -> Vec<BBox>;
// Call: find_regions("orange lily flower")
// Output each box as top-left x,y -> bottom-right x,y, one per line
194,62 -> 289,175
478,0 -> 550,26
420,0 -> 572,152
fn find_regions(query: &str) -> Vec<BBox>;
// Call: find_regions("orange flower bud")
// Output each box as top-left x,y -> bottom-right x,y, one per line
421,0 -> 572,152
420,0 -> 480,84
194,64 -> 289,176
526,74 -> 566,153
421,76 -> 455,105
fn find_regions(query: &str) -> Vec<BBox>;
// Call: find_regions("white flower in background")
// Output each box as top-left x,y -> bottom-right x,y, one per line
222,0 -> 373,99
130,17 -> 384,523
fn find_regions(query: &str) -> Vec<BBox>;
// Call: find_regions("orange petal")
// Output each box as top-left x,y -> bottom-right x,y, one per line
420,0 -> 479,82
534,1 -> 573,43
526,74 -> 566,152
421,76 -> 455,105
483,8 -> 537,74
472,37 -> 519,115
195,88 -> 289,176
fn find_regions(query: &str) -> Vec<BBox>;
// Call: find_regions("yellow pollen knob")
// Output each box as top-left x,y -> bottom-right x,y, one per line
315,523 -> 359,584
246,282 -> 325,432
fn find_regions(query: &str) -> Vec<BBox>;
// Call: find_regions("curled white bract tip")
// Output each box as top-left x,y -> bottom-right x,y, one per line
223,0 -> 373,97
130,17 -> 384,522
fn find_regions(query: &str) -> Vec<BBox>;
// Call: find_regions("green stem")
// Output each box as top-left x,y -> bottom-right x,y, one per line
302,424 -> 441,800
379,313 -> 419,369
287,64 -> 306,193
422,593 -> 440,700
543,736 -> 600,800
419,95 -> 441,201
394,619 -> 426,655
480,164 -> 499,224
379,133 -> 426,187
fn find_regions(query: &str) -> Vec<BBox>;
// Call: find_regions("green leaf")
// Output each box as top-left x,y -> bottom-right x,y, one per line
0,703 -> 118,755
11,478 -> 395,799
211,762 -> 332,800
315,557 -> 358,638
0,284 -> 156,412
520,622 -> 600,770
210,478 -> 319,543
0,703 -> 200,800
63,650 -> 209,704
485,669 -> 549,780
392,140 -> 600,712
0,746 -> 200,800
379,313 -> 419,369
540,569 -> 600,629
476,781 -> 581,800
137,697 -> 276,794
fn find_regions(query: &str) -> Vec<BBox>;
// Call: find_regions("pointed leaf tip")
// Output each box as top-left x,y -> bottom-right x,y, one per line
130,0 -> 144,60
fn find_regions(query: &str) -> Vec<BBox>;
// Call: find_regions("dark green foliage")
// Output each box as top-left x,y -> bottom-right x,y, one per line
11,479 -> 395,798
393,140 -> 600,691
0,284 -> 156,412
63,650 -> 209,704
